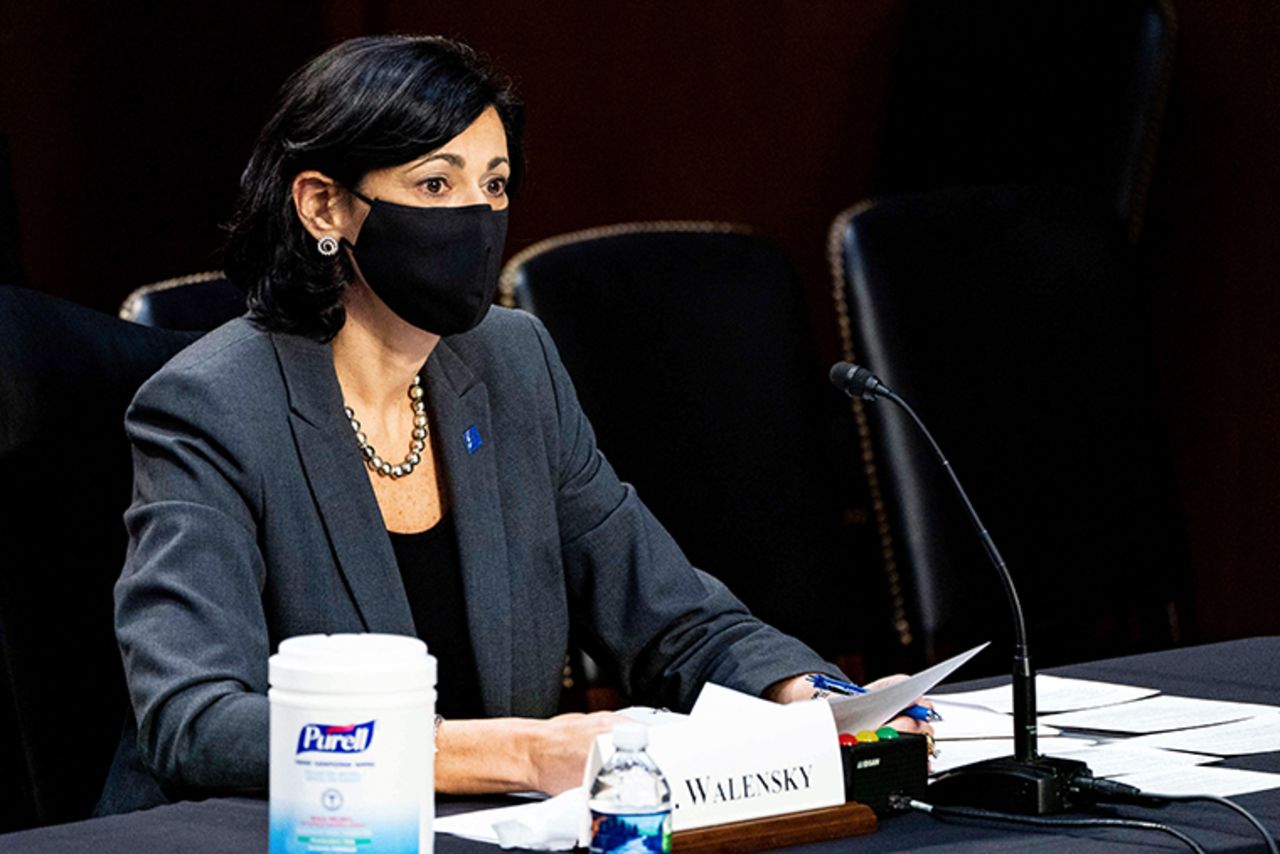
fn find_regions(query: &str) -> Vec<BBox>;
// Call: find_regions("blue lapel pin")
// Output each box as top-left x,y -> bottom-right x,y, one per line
462,425 -> 484,455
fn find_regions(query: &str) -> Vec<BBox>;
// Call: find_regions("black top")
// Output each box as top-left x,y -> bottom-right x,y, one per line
388,512 -> 485,720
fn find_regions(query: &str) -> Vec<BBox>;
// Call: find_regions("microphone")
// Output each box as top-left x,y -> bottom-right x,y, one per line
828,362 -> 891,401
829,361 -> 1092,815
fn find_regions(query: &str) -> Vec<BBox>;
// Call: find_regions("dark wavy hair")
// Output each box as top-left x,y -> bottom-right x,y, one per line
223,36 -> 523,342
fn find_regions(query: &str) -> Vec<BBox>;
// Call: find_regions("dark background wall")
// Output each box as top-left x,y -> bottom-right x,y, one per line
1,1 -> 1277,647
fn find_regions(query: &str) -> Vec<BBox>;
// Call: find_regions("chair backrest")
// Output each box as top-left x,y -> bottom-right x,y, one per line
0,287 -> 198,831
830,185 -> 1191,670
0,134 -> 24,286
503,224 -> 873,663
118,270 -> 245,331
876,0 -> 1176,241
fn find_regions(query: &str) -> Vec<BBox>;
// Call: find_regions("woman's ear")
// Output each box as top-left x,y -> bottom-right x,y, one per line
292,171 -> 360,242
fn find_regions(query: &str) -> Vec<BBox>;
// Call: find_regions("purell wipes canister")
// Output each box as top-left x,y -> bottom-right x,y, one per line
269,633 -> 437,854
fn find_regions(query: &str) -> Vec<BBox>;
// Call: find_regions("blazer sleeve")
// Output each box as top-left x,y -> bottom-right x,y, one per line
115,363 -> 271,794
525,315 -> 839,710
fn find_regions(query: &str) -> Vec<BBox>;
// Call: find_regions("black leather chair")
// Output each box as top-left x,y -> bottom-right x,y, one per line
0,287 -> 198,831
829,185 -> 1191,671
0,135 -> 24,285
502,223 -> 877,671
118,270 -> 245,331
876,0 -> 1176,241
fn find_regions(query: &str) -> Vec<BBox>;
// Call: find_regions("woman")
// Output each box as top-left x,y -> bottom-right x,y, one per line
107,35 -> 923,809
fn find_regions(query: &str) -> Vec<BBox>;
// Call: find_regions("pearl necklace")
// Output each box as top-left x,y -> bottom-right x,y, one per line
345,375 -> 427,479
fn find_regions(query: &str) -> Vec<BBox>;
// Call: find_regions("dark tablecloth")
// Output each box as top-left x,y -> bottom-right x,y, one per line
3,637 -> 1277,853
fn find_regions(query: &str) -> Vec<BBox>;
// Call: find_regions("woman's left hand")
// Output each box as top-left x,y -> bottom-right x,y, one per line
863,673 -> 935,737
767,672 -> 935,739
765,673 -> 823,703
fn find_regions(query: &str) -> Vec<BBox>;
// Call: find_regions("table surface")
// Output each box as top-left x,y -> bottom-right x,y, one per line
3,637 -> 1277,853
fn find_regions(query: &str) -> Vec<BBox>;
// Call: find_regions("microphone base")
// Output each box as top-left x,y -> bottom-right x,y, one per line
926,755 -> 1092,815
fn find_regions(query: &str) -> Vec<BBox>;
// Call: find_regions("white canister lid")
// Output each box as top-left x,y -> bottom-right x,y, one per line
270,633 -> 436,694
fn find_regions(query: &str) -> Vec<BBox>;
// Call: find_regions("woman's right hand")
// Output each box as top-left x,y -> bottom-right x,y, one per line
436,712 -> 630,795
525,711 -> 632,795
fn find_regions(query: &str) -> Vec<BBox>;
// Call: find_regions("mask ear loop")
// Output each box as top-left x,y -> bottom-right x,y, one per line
347,186 -> 377,206
341,186 -> 377,250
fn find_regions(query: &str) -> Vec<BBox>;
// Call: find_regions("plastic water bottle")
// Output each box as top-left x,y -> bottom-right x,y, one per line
588,724 -> 672,854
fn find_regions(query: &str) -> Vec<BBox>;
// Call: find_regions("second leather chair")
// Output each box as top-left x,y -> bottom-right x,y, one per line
503,223 -> 877,670
829,185 -> 1191,670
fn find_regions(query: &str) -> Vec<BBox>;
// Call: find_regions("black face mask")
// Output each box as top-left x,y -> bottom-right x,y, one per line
345,190 -> 508,336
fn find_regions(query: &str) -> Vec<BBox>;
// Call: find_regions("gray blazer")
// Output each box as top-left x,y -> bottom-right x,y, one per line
114,307 -> 835,795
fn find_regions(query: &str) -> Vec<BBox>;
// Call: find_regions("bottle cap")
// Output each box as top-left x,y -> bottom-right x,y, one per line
612,723 -> 649,751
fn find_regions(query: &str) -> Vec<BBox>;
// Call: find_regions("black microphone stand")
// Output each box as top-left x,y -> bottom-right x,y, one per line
831,362 -> 1092,815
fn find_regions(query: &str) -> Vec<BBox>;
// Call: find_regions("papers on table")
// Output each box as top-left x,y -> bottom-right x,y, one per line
929,699 -> 1061,740
929,737 -> 1093,775
829,643 -> 989,734
935,674 -> 1159,715
1126,710 -> 1280,755
1046,742 -> 1220,778
437,657 -> 1280,850
926,668 -> 1280,801
1040,695 -> 1275,734
1110,765 -> 1280,798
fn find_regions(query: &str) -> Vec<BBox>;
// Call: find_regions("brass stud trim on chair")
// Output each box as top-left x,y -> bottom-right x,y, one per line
827,201 -> 913,650
118,269 -> 227,322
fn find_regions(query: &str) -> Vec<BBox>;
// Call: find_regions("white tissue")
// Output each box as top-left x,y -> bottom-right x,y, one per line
436,786 -> 586,851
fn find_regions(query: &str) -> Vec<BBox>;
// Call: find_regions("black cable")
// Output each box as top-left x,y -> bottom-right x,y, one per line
893,795 -> 1208,853
1163,794 -> 1279,854
1070,777 -> 1278,854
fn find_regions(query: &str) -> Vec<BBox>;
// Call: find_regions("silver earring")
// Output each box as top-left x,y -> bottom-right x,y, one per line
317,235 -> 339,256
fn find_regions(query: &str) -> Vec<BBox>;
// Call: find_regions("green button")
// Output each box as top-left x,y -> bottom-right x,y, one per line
875,726 -> 899,740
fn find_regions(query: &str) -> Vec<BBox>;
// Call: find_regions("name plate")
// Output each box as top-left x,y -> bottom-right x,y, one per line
579,685 -> 844,844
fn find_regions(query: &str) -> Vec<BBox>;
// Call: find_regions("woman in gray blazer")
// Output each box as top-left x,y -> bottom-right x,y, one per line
112,35 -> 920,805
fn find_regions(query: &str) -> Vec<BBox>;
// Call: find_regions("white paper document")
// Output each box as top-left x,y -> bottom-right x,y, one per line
929,737 -> 1092,776
690,683 -> 797,723
828,642 -> 989,734
1110,765 -> 1280,798
618,705 -> 689,727
1126,710 -> 1280,756
928,699 -> 1061,740
934,674 -> 1159,715
1040,695 -> 1276,734
1046,742 -> 1221,778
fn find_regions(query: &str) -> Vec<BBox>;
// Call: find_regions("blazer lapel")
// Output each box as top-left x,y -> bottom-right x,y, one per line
426,340 -> 514,717
270,332 -> 416,636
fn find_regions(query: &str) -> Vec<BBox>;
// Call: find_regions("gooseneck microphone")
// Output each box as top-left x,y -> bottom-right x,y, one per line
829,361 -> 1092,815
828,362 -> 892,402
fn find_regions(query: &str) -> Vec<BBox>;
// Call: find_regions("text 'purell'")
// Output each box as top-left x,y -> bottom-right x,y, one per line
295,721 -> 376,755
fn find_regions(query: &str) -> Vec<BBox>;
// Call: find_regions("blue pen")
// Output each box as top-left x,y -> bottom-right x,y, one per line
808,674 -> 942,722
